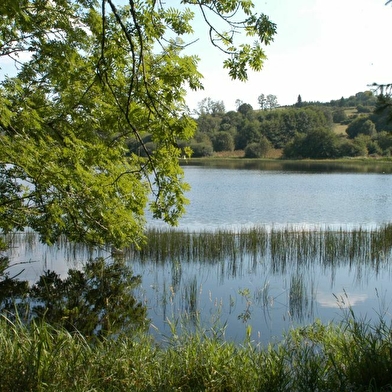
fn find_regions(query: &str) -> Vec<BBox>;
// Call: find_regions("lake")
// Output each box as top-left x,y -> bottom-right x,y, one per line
5,160 -> 392,345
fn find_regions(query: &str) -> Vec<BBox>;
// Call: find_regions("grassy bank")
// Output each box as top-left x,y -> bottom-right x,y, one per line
1,313 -> 392,391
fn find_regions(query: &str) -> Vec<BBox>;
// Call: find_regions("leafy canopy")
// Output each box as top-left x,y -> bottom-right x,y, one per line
0,0 -> 276,248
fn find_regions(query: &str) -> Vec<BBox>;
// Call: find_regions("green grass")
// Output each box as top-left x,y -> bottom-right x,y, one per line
1,312 -> 392,391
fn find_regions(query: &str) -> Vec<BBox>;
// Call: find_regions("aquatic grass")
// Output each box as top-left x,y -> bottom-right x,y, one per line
2,311 -> 392,391
183,276 -> 199,319
134,224 -> 392,273
10,224 -> 392,272
254,277 -> 271,308
288,274 -> 307,321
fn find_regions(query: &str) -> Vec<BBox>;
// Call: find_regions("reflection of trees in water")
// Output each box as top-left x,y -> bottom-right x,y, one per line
184,160 -> 392,173
171,260 -> 182,292
4,225 -> 392,339
0,256 -> 147,340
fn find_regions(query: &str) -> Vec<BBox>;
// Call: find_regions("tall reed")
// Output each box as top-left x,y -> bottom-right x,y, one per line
133,224 -> 392,271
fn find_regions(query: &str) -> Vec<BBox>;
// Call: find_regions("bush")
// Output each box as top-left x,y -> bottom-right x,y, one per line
338,139 -> 367,157
244,137 -> 272,158
283,127 -> 340,159
213,132 -> 235,152
346,117 -> 376,139
332,109 -> 347,123
376,131 -> 392,152
367,140 -> 382,156
190,142 -> 214,157
356,104 -> 372,113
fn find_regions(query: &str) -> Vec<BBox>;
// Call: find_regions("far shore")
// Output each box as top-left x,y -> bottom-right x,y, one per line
182,151 -> 392,164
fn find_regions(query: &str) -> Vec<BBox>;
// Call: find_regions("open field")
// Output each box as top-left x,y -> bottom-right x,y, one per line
212,149 -> 283,159
333,122 -> 348,135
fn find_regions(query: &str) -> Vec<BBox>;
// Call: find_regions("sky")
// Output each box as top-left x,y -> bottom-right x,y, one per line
1,0 -> 391,113
184,0 -> 392,112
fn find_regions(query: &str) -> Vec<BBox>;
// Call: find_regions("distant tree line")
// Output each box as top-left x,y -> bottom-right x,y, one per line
127,90 -> 392,159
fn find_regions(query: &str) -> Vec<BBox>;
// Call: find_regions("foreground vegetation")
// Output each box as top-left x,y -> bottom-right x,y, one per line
1,311 -> 392,391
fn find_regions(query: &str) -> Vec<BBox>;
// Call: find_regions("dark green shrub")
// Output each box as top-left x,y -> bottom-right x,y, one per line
356,104 -> 372,113
190,142 -> 214,157
367,140 -> 382,156
213,132 -> 235,152
376,131 -> 392,152
346,117 -> 376,138
338,139 -> 367,157
283,127 -> 340,159
332,109 -> 347,123
244,137 -> 272,158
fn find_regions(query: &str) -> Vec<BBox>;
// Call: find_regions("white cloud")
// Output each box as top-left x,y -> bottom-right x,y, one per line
317,291 -> 368,309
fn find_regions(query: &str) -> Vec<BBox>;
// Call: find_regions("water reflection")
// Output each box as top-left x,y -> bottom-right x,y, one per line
318,291 -> 368,309
4,226 -> 392,345
3,164 -> 392,344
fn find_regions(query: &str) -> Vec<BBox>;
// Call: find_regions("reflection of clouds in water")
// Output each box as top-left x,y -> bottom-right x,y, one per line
317,292 -> 368,309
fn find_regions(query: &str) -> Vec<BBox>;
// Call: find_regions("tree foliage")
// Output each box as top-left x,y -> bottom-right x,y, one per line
258,93 -> 267,110
196,98 -> 225,116
283,128 -> 341,159
329,90 -> 376,108
266,94 -> 279,110
0,0 -> 277,248
244,136 -> 271,158
258,93 -> 278,110
213,131 -> 235,152
295,94 -> 302,108
346,117 -> 376,139
259,106 -> 332,148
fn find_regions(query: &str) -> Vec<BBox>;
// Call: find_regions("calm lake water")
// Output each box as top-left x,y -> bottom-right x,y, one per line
5,161 -> 392,345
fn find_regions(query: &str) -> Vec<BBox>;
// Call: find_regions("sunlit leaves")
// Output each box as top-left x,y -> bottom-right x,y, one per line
246,13 -> 277,45
164,7 -> 195,35
182,1 -> 276,80
223,42 -> 266,81
0,0 -> 275,247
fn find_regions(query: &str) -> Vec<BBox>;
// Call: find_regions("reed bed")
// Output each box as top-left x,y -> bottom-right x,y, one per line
5,224 -> 392,270
1,312 -> 392,391
134,225 -> 392,270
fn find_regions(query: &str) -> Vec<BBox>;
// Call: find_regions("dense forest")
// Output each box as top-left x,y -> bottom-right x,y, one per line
129,91 -> 392,159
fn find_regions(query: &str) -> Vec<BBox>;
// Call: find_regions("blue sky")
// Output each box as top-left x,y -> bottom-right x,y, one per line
184,0 -> 392,111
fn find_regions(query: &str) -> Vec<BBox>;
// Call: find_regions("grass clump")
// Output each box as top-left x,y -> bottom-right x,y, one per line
1,312 -> 392,391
